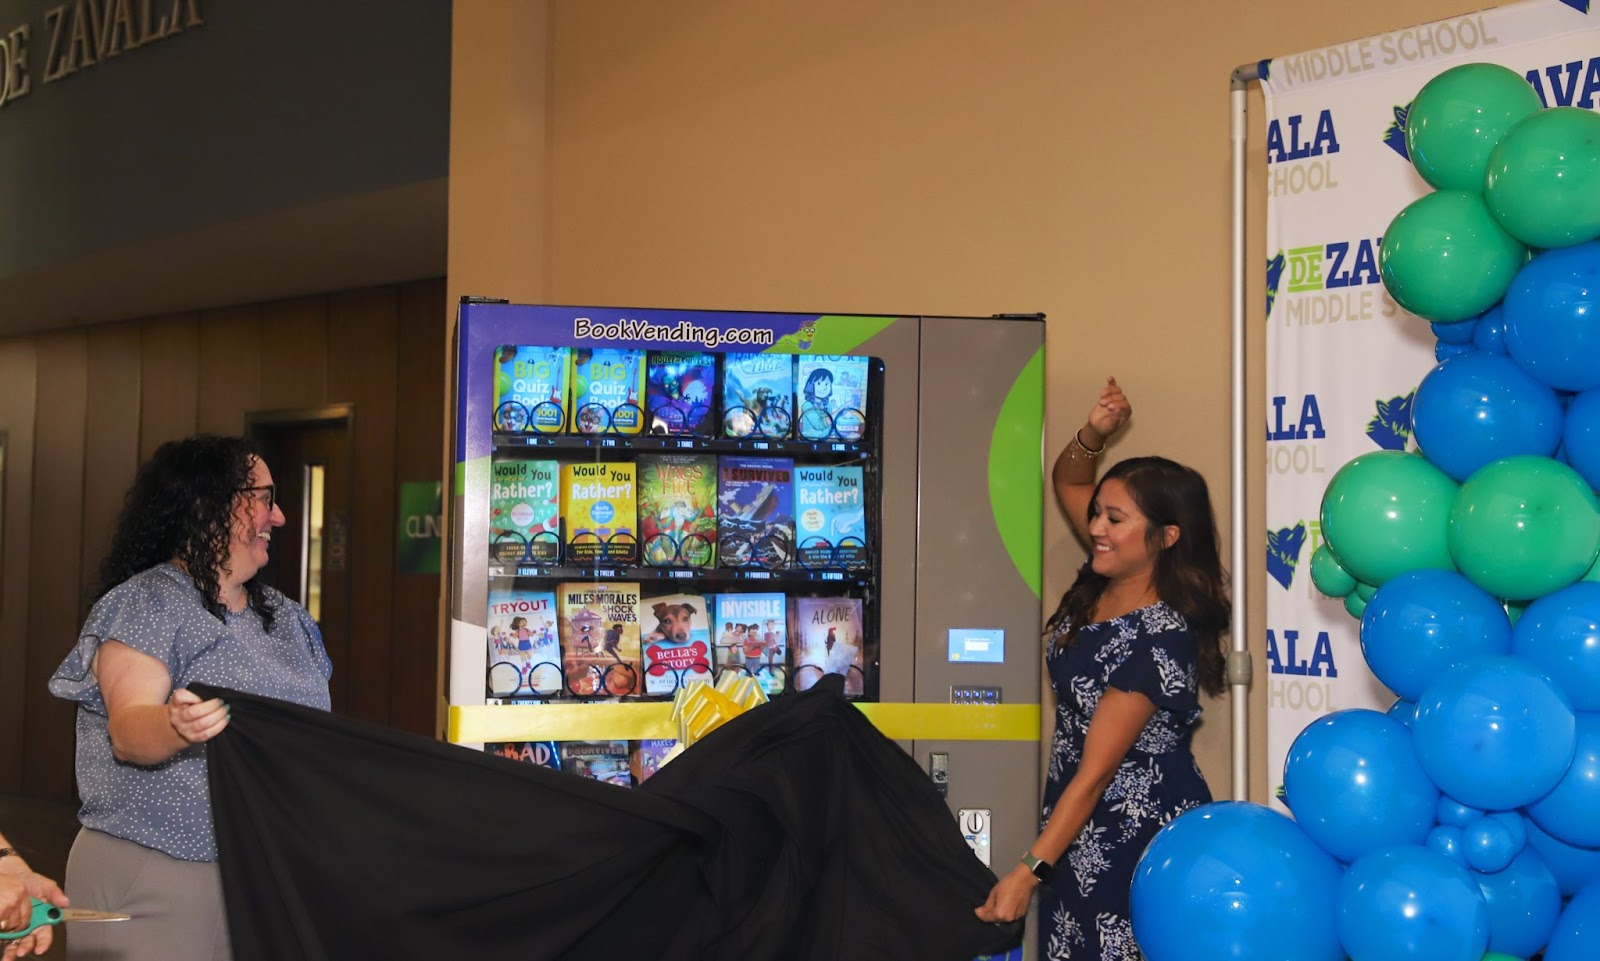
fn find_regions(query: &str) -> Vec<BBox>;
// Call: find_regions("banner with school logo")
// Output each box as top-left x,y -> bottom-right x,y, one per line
1261,0 -> 1600,807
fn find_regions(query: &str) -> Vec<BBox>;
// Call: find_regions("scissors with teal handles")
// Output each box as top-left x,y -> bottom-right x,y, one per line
0,898 -> 130,941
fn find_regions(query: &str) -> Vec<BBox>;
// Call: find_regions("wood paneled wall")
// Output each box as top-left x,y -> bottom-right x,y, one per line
0,279 -> 447,803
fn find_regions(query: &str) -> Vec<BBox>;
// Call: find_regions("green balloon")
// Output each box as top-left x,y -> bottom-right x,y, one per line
1448,455 -> 1600,600
1309,544 -> 1357,598
1379,189 -> 1527,322
1586,552 -> 1600,583
1485,107 -> 1600,248
1344,592 -> 1368,619
1480,955 -> 1526,961
1354,581 -> 1378,601
1320,451 -> 1458,586
1506,600 -> 1527,626
1407,63 -> 1543,192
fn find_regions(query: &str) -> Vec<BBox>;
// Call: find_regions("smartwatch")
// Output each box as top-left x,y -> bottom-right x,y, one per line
1020,851 -> 1053,882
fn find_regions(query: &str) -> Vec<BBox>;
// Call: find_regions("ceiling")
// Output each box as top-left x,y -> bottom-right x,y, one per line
0,179 -> 448,337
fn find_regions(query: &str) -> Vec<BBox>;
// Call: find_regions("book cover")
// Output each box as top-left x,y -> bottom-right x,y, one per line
721,352 -> 795,438
486,587 -> 561,696
558,581 -> 643,697
712,592 -> 789,694
795,354 -> 870,440
632,739 -> 678,785
559,741 -> 633,787
640,591 -> 713,696
487,741 -> 561,770
638,453 -> 718,568
794,464 -> 868,570
793,596 -> 866,696
570,348 -> 646,435
560,463 -> 639,566
646,351 -> 717,436
717,456 -> 795,570
489,458 -> 561,566
493,345 -> 571,433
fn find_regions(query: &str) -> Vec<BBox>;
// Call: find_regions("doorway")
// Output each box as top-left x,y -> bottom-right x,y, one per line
248,406 -> 354,714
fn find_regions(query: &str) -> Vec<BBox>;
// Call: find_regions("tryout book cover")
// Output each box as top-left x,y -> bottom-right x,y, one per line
560,463 -> 638,566
558,581 -> 642,697
646,351 -> 717,436
571,348 -> 646,435
795,354 -> 870,440
489,458 -> 561,566
721,352 -> 794,438
711,592 -> 789,694
486,587 -> 561,697
493,345 -> 570,433
792,596 -> 865,696
638,453 -> 718,569
794,464 -> 867,569
639,591 -> 713,696
717,456 -> 794,570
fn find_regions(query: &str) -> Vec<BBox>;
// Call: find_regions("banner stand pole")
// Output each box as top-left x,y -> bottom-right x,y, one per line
1227,61 -> 1264,803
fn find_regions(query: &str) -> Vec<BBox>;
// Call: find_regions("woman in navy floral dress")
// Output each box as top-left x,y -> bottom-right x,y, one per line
976,378 -> 1230,960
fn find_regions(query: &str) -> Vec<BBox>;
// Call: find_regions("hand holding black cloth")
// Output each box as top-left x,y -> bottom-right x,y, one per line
197,676 -> 1024,960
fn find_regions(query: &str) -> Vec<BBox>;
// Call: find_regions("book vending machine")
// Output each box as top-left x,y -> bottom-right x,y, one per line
445,301 -> 1045,887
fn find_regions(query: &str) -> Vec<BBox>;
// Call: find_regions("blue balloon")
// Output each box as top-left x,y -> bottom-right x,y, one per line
1473,849 -> 1562,958
1526,714 -> 1600,848
1438,796 -> 1484,827
1412,352 -> 1564,481
1503,242 -> 1600,392
1430,824 -> 1467,865
1413,656 -> 1577,810
1132,802 -> 1343,961
1464,815 -> 1520,873
1544,880 -> 1600,961
1491,811 -> 1528,853
1388,697 -> 1418,726
1283,710 -> 1439,862
1435,341 -> 1474,361
1474,309 -> 1509,355
1433,317 -> 1480,345
1565,389 -> 1600,492
1512,582 -> 1600,711
1361,570 -> 1513,701
1525,817 -> 1600,897
1338,846 -> 1488,961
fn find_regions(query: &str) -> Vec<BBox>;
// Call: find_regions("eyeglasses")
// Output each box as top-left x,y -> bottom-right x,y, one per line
238,485 -> 276,509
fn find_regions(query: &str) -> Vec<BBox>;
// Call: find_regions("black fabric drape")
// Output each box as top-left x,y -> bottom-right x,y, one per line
197,677 -> 1024,961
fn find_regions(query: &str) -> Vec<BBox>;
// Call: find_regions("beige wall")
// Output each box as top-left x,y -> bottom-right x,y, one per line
449,0 -> 1494,802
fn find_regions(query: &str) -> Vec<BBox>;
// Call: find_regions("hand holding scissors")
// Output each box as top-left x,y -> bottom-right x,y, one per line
1,897 -> 129,958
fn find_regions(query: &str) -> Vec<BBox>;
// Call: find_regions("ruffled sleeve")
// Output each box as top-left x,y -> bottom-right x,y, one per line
289,600 -> 333,680
1106,608 -> 1201,711
48,566 -> 217,714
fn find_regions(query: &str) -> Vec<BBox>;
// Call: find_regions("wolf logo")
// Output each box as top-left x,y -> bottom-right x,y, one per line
1383,103 -> 1411,160
1267,522 -> 1308,590
1266,251 -> 1285,319
1367,391 -> 1415,451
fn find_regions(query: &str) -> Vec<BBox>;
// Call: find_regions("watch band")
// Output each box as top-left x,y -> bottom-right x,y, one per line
1020,851 -> 1052,882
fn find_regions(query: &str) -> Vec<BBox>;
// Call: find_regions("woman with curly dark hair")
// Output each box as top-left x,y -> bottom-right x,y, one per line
976,378 -> 1230,961
48,435 -> 332,961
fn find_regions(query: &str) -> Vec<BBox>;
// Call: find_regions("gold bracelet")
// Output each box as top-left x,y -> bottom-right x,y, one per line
1069,428 -> 1106,457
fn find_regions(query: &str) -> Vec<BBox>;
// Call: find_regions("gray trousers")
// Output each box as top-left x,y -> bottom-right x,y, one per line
63,828 -> 231,961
